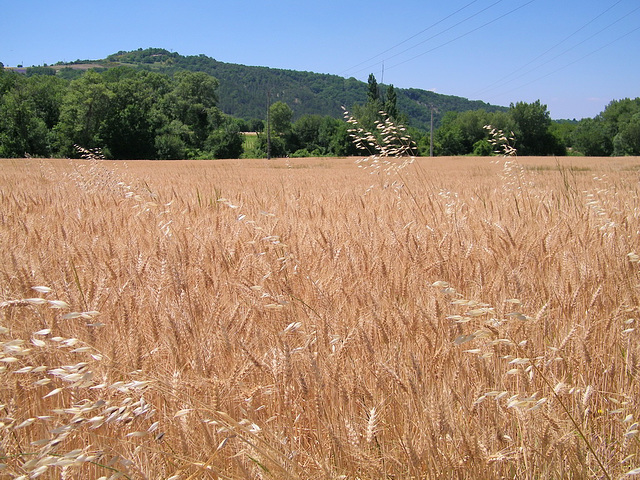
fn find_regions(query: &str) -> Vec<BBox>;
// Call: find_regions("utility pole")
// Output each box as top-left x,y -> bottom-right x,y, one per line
266,89 -> 271,160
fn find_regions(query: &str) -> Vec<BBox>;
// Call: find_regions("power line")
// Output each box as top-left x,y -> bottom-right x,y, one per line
486,23 -> 640,103
339,0 -> 482,76
472,2 -> 640,98
384,0 -> 536,72
347,0 -> 510,78
332,0 -> 636,119
470,0 -> 625,98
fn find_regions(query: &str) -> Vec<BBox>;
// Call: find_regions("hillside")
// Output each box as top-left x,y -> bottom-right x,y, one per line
50,48 -> 507,130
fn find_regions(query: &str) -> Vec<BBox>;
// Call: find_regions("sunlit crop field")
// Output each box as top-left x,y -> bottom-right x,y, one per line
2,155 -> 640,479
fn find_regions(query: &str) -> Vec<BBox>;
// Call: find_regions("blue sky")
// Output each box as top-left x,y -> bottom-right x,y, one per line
2,0 -> 638,119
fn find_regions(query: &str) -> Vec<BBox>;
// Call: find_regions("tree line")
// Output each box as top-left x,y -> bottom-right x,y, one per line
0,64 -> 638,159
0,66 -> 246,159
433,96 -> 640,156
102,48 -> 506,131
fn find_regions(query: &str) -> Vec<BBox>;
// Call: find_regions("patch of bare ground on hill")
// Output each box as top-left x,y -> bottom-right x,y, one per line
47,63 -> 109,71
1,154 -> 640,478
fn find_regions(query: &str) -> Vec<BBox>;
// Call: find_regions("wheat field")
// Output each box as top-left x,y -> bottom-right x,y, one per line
1,154 -> 640,479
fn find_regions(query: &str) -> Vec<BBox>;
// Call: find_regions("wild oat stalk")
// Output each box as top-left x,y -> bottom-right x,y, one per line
342,107 -> 433,227
484,124 -> 536,216
484,125 -> 516,158
440,285 -> 613,477
0,288 -> 155,479
74,145 -> 105,161
342,107 -> 416,171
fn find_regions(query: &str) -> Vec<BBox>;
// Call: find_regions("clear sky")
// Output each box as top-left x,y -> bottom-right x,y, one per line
2,0 -> 638,119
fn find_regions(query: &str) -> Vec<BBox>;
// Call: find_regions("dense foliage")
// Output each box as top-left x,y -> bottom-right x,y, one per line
434,102 -> 566,156
0,66 -> 242,159
100,48 -> 507,130
432,98 -> 640,157
1,48 -> 639,158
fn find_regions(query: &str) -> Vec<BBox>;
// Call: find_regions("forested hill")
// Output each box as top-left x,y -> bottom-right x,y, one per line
53,48 -> 506,130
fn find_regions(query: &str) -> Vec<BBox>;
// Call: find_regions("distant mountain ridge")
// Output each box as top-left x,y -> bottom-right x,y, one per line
52,47 -> 508,130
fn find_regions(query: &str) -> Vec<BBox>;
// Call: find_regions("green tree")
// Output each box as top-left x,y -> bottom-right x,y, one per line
57,67 -> 85,81
599,98 -> 640,156
0,80 -> 49,157
0,68 -> 20,96
292,114 -> 323,153
100,69 -> 171,159
350,78 -> 383,149
434,111 -> 464,155
349,74 -> 408,153
0,69 -> 70,157
0,72 -> 69,157
367,73 -> 379,104
249,118 -> 264,132
154,119 -> 189,160
486,110 -> 518,138
173,71 -> 219,107
54,71 -> 112,156
255,133 -> 287,158
51,67 -> 229,159
408,126 -> 430,156
434,110 -> 490,155
26,75 -> 67,130
549,120 -> 577,152
163,71 -> 221,152
328,121 -> 359,157
509,100 -> 565,155
288,115 -> 354,156
571,118 -> 611,156
384,84 -> 398,120
205,119 -> 244,159
613,113 -> 640,156
318,116 -> 351,156
26,66 -> 56,77
600,98 -> 640,137
269,101 -> 293,136
472,139 -> 493,156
